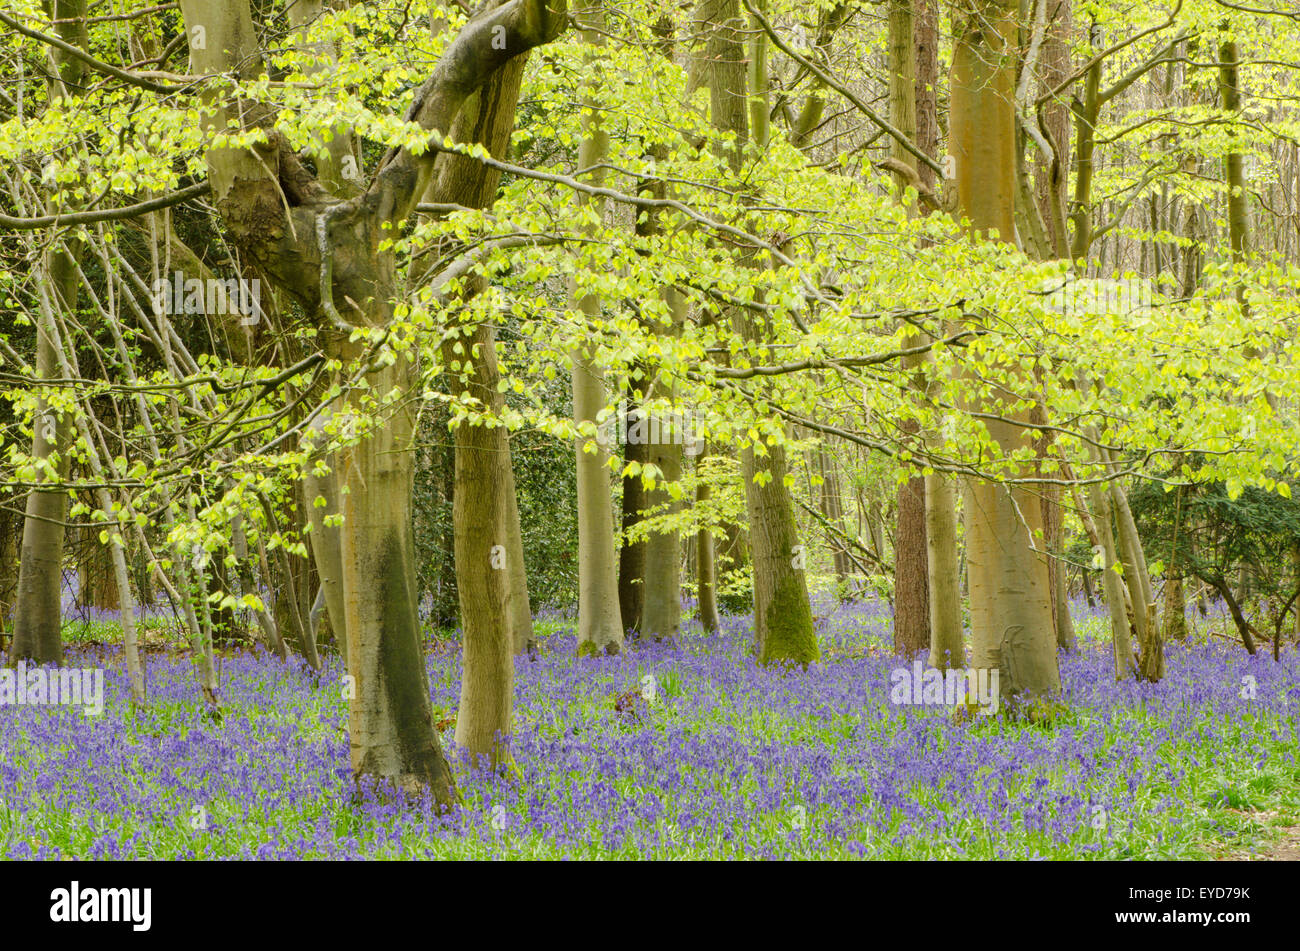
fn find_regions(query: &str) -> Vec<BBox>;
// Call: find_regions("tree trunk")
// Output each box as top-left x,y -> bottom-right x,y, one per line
1218,34 -> 1251,272
1164,571 -> 1187,641
570,311 -> 623,654
1040,459 -> 1077,652
1069,18 -> 1103,261
951,0 -> 1059,704
619,405 -> 649,636
1034,0 -> 1073,259
43,286 -> 146,702
1082,433 -> 1138,678
337,358 -> 458,794
503,453 -> 534,655
695,458 -> 723,634
926,469 -> 965,669
1107,462 -> 1159,678
9,0 -> 87,666
639,310 -> 685,642
426,53 -> 533,759
286,0 -> 362,196
817,447 -> 852,593
0,511 -> 19,634
176,0 -> 568,801
888,0 -> 930,658
695,0 -> 817,665
571,1 -> 623,656
11,270 -> 74,670
894,475 -> 929,657
443,328 -> 516,764
914,0 -> 964,669
304,412 -> 348,662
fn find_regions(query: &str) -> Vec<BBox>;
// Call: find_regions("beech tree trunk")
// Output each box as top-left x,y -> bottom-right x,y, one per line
695,452 -> 723,634
816,447 -> 852,592
1081,428 -> 1139,678
176,0 -> 568,799
639,298 -> 686,642
428,53 -> 533,760
694,0 -> 817,665
503,457 -> 534,655
335,358 -> 456,794
9,0 -> 86,666
571,2 -> 623,656
1218,34 -> 1251,273
951,0 -> 1059,704
619,408 -> 649,636
444,326 -> 516,763
1108,471 -> 1161,679
304,409 -> 348,663
1033,0 -> 1073,259
915,0 -> 964,670
888,0 -> 929,658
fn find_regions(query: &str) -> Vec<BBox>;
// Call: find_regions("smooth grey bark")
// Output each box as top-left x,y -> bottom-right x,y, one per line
618,403 -> 649,636
925,465 -> 965,668
695,463 -> 723,634
174,0 -> 567,799
286,0 -> 362,197
1075,420 -> 1138,678
304,406 -> 349,663
1086,478 -> 1139,679
693,0 -> 817,665
9,0 -> 86,667
444,323 -> 516,763
952,0 -> 1059,704
502,458 -> 534,655
570,1 -> 623,656
638,291 -> 687,643
427,52 -> 533,762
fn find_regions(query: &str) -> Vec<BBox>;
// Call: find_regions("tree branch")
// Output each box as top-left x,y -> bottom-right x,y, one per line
369,0 -> 569,225
0,181 -> 211,230
0,9 -> 191,94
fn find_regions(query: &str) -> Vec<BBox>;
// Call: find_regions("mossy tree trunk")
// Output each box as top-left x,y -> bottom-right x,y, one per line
177,0 -> 567,800
693,0 -> 817,665
9,0 -> 87,667
427,52 -> 533,761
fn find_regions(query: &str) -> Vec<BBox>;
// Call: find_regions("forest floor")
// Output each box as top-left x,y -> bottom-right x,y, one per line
1210,811 -> 1300,860
2,595 -> 1298,859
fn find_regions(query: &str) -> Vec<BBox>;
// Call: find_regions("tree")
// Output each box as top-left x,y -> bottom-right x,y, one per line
693,0 -> 817,666
174,0 -> 568,799
889,0 -> 931,659
950,0 -> 1060,705
570,0 -> 625,656
8,0 -> 86,667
